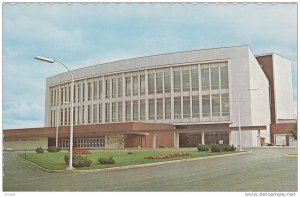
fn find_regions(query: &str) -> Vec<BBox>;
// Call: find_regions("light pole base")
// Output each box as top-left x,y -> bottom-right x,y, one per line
66,166 -> 75,171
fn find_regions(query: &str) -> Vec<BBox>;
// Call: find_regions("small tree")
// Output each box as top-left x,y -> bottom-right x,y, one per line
288,123 -> 297,140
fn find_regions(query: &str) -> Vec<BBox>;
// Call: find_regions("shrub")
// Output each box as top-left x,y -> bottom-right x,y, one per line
197,144 -> 210,151
210,144 -> 221,152
222,144 -> 236,151
98,156 -> 115,164
47,146 -> 61,152
64,154 -> 92,168
36,147 -> 44,153
158,145 -> 164,148
127,152 -> 133,154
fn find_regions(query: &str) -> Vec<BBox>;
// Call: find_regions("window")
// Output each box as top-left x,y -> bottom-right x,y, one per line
88,82 -> 92,101
105,79 -> 110,99
126,76 -> 131,97
93,104 -> 97,123
98,80 -> 102,100
64,87 -> 67,102
78,84 -> 81,102
173,70 -> 181,92
183,96 -> 190,118
60,88 -> 63,102
202,95 -> 210,117
221,93 -> 230,116
133,100 -> 138,120
140,100 -> 145,120
182,69 -> 190,92
220,65 -> 229,89
201,66 -> 210,91
126,101 -> 131,121
50,90 -> 53,107
65,107 -> 69,125
73,106 -> 76,124
60,108 -> 63,126
165,98 -> 171,119
112,102 -> 117,122
82,83 -> 85,102
174,97 -> 181,119
148,73 -> 155,95
192,96 -> 200,118
88,105 -> 92,123
140,74 -> 145,95
148,99 -> 155,120
157,98 -> 163,119
118,102 -> 123,122
68,86 -> 71,102
156,72 -> 163,94
191,68 -> 199,91
112,78 -> 117,98
212,94 -> 220,116
118,77 -> 123,97
133,75 -> 138,96
93,81 -> 98,100
211,66 -> 220,90
164,70 -> 171,93
77,106 -> 80,125
98,104 -> 102,123
82,106 -> 85,124
105,103 -> 110,122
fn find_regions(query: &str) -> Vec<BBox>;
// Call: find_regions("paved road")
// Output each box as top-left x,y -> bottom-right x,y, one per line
3,148 -> 297,191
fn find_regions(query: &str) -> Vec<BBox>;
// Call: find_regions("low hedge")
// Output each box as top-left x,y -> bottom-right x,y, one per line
47,146 -> 61,152
197,144 -> 210,151
221,144 -> 236,151
210,144 -> 222,152
64,154 -> 92,168
36,147 -> 44,153
98,156 -> 115,164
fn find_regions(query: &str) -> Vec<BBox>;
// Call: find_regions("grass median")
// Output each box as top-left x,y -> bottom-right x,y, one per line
18,149 -> 237,170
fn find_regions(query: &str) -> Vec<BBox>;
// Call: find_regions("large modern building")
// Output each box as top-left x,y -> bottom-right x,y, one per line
3,45 -> 295,150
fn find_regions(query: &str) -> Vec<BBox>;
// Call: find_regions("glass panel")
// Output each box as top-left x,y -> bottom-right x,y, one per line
182,69 -> 190,92
82,84 -> 85,102
112,78 -> 117,98
174,97 -> 181,119
105,103 -> 110,122
88,82 -> 92,101
61,88 -> 63,102
78,84 -> 81,102
133,100 -> 138,120
212,94 -> 220,116
140,100 -> 145,120
126,76 -> 131,97
98,80 -> 102,100
191,68 -> 199,91
118,77 -> 123,97
173,70 -> 181,92
183,96 -> 190,118
98,104 -> 102,123
112,102 -> 117,122
148,99 -> 155,120
201,67 -> 209,91
164,70 -> 171,93
157,98 -> 163,119
88,104 -> 92,123
82,106 -> 85,124
192,96 -> 200,118
93,104 -> 97,123
221,93 -> 230,116
64,108 -> 68,125
77,106 -> 80,124
148,73 -> 155,95
140,74 -> 145,95
126,101 -> 131,121
211,66 -> 220,90
73,106 -> 76,124
105,79 -> 110,99
165,98 -> 171,119
156,72 -> 163,94
133,75 -> 138,96
221,65 -> 229,89
202,95 -> 210,117
118,102 -> 123,122
93,81 -> 98,100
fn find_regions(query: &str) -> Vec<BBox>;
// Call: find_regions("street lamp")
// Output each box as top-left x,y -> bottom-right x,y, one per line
56,101 -> 70,147
237,88 -> 259,151
35,56 -> 75,170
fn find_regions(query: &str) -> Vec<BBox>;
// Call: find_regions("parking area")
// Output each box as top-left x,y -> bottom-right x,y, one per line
3,148 -> 297,191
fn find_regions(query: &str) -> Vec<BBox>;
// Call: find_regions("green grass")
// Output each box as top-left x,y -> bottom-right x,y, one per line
18,149 -> 237,170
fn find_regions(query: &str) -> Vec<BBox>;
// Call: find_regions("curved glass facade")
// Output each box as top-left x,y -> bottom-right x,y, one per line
48,61 -> 230,127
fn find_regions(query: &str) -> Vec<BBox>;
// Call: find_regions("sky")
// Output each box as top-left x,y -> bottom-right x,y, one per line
2,2 -> 298,129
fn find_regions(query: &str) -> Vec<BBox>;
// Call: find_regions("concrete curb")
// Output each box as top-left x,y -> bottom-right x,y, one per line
16,151 -> 251,173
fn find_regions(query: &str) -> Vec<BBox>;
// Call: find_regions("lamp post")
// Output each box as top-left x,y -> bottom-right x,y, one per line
35,56 -> 75,170
237,88 -> 259,151
56,101 -> 70,147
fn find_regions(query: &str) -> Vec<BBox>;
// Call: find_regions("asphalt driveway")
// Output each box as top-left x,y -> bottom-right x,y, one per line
3,148 -> 297,191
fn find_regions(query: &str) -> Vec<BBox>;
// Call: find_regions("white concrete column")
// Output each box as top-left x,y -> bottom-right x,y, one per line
201,132 -> 205,144
257,129 -> 261,146
228,131 -> 231,145
153,133 -> 157,148
173,132 -> 179,148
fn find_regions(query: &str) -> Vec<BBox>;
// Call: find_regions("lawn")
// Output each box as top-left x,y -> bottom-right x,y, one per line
18,149 -> 237,170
